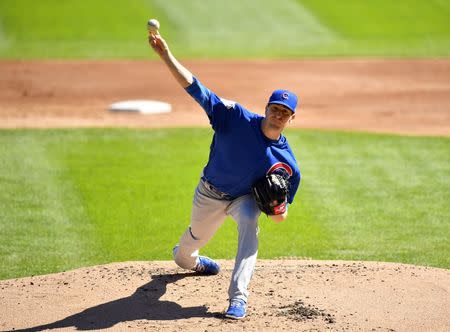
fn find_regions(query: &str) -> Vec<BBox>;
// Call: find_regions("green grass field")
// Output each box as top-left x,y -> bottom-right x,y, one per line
1,129 -> 449,279
0,0 -> 450,58
0,1 -> 449,279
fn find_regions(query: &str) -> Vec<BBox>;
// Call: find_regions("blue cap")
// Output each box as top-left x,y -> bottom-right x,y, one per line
268,89 -> 298,113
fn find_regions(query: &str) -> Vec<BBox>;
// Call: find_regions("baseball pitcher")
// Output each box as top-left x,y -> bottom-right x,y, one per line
148,23 -> 301,319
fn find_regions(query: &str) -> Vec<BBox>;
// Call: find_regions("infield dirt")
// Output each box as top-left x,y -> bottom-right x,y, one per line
1,59 -> 449,136
0,59 -> 449,331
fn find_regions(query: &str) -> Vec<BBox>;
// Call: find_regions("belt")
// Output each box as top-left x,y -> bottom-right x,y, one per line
201,176 -> 235,200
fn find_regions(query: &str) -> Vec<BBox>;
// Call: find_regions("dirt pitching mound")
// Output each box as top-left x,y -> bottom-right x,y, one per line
1,260 -> 449,331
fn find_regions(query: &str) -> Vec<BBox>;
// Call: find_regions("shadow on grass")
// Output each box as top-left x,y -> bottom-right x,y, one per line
13,273 -> 221,331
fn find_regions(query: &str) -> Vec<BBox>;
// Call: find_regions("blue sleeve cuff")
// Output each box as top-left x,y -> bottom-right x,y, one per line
185,76 -> 199,94
184,76 -> 216,116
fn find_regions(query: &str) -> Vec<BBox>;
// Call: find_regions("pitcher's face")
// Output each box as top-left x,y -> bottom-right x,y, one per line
265,104 -> 295,130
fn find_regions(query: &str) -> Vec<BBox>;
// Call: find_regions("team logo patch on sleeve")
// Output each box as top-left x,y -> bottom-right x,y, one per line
220,98 -> 236,109
267,162 -> 293,179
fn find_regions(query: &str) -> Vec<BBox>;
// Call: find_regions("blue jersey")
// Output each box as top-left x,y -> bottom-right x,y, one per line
186,77 -> 301,204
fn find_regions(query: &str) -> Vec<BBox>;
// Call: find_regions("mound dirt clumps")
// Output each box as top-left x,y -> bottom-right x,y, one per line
1,260 -> 449,331
278,299 -> 336,324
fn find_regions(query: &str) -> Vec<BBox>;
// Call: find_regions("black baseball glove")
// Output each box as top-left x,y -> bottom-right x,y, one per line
251,174 -> 289,215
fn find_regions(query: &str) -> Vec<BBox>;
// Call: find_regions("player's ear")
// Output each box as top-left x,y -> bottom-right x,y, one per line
289,113 -> 296,123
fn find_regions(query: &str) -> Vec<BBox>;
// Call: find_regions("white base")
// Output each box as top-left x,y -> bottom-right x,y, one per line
109,100 -> 172,114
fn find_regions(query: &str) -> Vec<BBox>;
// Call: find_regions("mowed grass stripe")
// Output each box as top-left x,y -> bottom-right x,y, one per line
297,0 -> 450,56
0,0 -> 157,59
0,18 -> 10,51
0,132 -> 94,279
300,0 -> 450,40
0,129 -> 449,279
49,129 -> 207,263
153,0 -> 336,57
288,131 -> 450,267
2,0 -> 448,58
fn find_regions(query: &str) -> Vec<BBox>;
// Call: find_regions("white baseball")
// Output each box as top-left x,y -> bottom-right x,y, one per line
147,19 -> 160,32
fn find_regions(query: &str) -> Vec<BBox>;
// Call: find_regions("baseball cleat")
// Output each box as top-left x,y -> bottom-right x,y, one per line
193,256 -> 220,275
225,299 -> 247,319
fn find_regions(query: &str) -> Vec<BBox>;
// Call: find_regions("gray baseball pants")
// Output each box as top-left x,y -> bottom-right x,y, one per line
173,177 -> 261,303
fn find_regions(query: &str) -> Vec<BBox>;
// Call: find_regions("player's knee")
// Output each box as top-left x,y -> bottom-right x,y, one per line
172,245 -> 185,266
172,244 -> 180,260
172,244 -> 196,269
